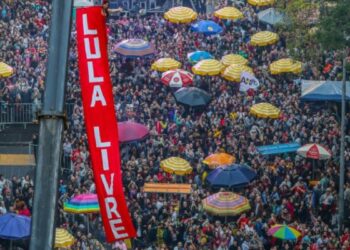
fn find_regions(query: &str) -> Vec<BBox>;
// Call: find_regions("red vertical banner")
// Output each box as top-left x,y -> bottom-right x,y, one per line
76,7 -> 136,242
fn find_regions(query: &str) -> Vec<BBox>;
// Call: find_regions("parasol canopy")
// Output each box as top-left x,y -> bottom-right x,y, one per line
55,228 -> 75,248
164,6 -> 198,24
214,7 -> 244,20
0,213 -> 31,240
268,224 -> 301,240
250,31 -> 279,46
192,59 -> 223,76
206,164 -> 256,188
118,121 -> 149,143
187,51 -> 214,64
248,0 -> 275,6
63,193 -> 100,214
160,157 -> 192,175
297,143 -> 332,160
114,39 -> 155,58
250,102 -> 281,119
222,64 -> 253,82
151,58 -> 181,72
203,153 -> 235,168
202,192 -> 250,216
269,58 -> 302,75
190,20 -> 223,36
0,62 -> 14,78
161,69 -> 193,88
221,54 -> 248,67
174,87 -> 211,107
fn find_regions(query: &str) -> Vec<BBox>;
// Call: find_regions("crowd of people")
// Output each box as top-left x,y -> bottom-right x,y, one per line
1,0 -> 350,249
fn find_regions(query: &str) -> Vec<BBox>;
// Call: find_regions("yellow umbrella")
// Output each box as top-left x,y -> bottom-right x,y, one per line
164,6 -> 198,24
248,0 -> 275,6
55,228 -> 75,248
214,7 -> 244,20
250,102 -> 281,119
192,59 -> 224,76
160,157 -> 192,175
251,31 -> 279,46
151,58 -> 181,72
203,153 -> 235,168
269,58 -> 302,75
0,62 -> 14,77
222,64 -> 253,82
202,192 -> 251,216
221,54 -> 248,67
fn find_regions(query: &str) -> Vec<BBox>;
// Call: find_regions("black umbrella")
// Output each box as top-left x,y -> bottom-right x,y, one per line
174,87 -> 211,107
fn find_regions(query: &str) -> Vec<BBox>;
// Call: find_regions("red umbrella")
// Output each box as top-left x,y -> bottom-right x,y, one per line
161,69 -> 193,88
118,121 -> 149,143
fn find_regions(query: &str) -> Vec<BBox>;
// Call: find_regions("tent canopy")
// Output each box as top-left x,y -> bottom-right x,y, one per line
257,143 -> 301,155
300,80 -> 350,101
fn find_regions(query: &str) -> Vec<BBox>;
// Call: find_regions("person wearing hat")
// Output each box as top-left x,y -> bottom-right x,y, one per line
101,0 -> 123,18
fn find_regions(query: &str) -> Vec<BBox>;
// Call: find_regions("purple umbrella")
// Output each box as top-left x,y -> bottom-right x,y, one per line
118,121 -> 149,143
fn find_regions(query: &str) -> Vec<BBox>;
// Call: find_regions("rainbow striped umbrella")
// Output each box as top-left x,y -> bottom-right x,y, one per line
202,192 -> 250,216
114,39 -> 155,58
64,193 -> 99,214
268,224 -> 301,240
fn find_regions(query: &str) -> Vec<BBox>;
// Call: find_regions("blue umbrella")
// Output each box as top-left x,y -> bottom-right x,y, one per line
0,213 -> 31,240
206,164 -> 256,188
190,20 -> 223,36
187,51 -> 214,64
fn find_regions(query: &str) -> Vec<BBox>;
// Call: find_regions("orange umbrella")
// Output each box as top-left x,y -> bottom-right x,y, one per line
203,153 -> 235,168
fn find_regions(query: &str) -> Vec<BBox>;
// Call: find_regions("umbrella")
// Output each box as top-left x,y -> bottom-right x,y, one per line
222,64 -> 253,82
268,224 -> 301,240
114,39 -> 155,58
221,54 -> 248,67
250,31 -> 279,46
174,87 -> 211,107
248,0 -> 275,6
203,153 -> 235,168
206,164 -> 256,188
118,121 -> 149,143
0,62 -> 14,78
250,103 -> 281,119
63,193 -> 100,214
187,51 -> 214,64
297,143 -> 332,160
160,157 -> 192,175
269,58 -> 302,75
214,7 -> 244,20
55,228 -> 75,248
202,192 -> 250,216
0,213 -> 31,240
164,6 -> 198,24
190,20 -> 223,36
192,59 -> 223,76
74,0 -> 93,7
258,8 -> 285,26
151,58 -> 181,72
161,69 -> 193,88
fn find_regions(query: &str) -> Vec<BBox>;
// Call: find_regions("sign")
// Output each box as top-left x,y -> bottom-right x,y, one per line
76,6 -> 136,242
240,72 -> 260,92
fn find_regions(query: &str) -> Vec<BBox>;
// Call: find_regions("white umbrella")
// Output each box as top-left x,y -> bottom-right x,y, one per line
297,143 -> 332,160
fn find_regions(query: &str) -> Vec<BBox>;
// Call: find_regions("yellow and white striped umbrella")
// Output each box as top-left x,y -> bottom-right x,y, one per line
0,62 -> 14,77
192,59 -> 224,76
214,7 -> 244,20
55,228 -> 75,248
251,31 -> 279,46
269,58 -> 302,75
248,0 -> 275,6
160,157 -> 192,175
151,58 -> 181,72
250,103 -> 281,119
221,54 -> 248,67
164,6 -> 198,24
222,64 -> 253,82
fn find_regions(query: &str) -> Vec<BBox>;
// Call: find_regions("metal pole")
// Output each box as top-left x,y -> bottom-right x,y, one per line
338,56 -> 346,235
29,1 -> 73,250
